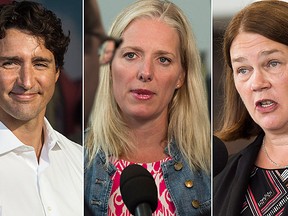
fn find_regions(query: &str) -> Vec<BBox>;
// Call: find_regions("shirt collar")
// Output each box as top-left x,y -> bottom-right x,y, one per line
0,118 -> 61,155
43,117 -> 61,151
0,121 -> 24,154
164,138 -> 180,161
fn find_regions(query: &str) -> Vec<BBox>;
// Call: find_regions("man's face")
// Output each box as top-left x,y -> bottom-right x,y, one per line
0,28 -> 59,124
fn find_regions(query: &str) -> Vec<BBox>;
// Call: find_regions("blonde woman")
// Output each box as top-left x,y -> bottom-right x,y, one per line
85,0 -> 211,215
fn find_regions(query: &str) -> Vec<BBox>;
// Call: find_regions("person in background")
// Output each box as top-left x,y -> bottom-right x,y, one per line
214,1 -> 288,215
84,0 -> 104,126
99,40 -> 116,65
84,0 -> 122,127
0,1 -> 82,215
85,0 -> 211,215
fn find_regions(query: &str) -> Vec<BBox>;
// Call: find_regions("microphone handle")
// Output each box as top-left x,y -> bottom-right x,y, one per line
135,202 -> 152,216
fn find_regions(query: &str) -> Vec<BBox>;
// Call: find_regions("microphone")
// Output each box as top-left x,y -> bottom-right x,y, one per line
120,164 -> 158,216
213,135 -> 228,177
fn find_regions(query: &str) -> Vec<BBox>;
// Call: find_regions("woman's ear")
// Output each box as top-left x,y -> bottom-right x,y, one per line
176,70 -> 185,89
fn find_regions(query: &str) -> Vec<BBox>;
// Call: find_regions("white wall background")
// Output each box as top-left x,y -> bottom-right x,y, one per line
213,0 -> 256,17
214,0 -> 288,18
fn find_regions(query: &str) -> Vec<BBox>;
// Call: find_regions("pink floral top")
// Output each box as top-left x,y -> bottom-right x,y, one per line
108,157 -> 176,215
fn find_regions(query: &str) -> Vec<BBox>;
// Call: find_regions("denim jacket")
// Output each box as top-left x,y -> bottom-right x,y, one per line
84,140 -> 211,216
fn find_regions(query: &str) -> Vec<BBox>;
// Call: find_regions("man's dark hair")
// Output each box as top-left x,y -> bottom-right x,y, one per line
0,1 -> 70,70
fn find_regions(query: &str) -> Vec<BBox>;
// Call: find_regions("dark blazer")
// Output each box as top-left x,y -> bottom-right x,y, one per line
213,133 -> 264,216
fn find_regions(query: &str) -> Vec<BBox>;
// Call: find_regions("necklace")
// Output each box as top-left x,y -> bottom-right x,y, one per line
262,141 -> 288,169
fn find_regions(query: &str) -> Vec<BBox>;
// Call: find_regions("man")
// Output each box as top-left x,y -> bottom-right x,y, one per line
0,1 -> 82,216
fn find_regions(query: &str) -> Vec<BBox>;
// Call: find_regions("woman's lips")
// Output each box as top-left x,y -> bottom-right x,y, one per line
131,89 -> 155,100
255,99 -> 278,113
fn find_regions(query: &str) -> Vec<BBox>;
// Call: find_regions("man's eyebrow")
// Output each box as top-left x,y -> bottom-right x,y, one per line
32,56 -> 53,63
0,56 -> 22,61
0,56 -> 53,63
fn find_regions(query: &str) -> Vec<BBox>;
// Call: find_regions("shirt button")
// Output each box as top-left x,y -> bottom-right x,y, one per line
47,206 -> 52,211
192,200 -> 200,209
185,180 -> 193,188
174,162 -> 183,171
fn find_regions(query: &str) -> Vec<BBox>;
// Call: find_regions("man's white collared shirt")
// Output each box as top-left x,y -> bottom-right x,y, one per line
0,119 -> 83,216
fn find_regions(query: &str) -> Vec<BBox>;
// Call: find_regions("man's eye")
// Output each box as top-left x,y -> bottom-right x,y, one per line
34,62 -> 49,69
268,61 -> 280,68
35,63 -> 47,67
2,61 -> 16,68
124,52 -> 136,59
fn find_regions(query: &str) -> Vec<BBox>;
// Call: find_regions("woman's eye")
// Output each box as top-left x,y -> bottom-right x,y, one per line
159,57 -> 171,64
237,67 -> 249,74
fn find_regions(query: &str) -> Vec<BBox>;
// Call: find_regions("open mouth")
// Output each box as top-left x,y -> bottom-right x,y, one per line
256,100 -> 276,108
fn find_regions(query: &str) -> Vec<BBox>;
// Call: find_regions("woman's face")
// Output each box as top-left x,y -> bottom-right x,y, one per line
231,32 -> 288,134
111,18 -> 184,123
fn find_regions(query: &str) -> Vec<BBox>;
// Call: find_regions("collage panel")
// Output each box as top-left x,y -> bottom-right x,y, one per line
213,0 -> 288,215
84,0 -> 211,215
0,0 -> 83,216
1,0 -> 287,215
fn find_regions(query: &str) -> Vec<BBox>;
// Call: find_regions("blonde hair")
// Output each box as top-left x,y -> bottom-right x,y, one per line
86,0 -> 210,173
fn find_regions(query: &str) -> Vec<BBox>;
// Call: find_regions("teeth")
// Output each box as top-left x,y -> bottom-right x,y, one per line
260,100 -> 274,107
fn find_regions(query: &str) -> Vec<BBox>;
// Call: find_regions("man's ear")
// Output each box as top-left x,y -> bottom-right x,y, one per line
55,68 -> 60,82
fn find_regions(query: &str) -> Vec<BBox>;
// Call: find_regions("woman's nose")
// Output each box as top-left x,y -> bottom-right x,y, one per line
250,69 -> 271,91
137,59 -> 154,82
